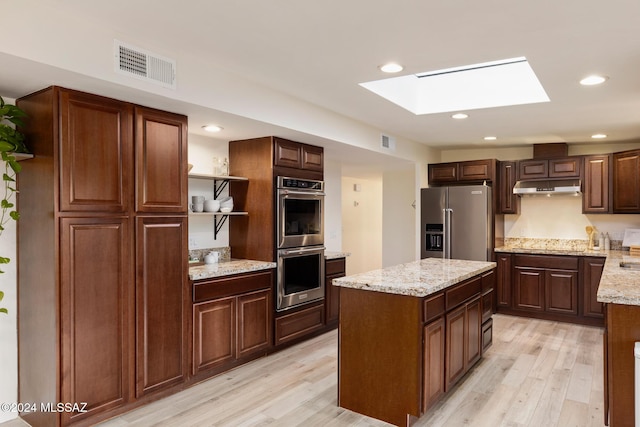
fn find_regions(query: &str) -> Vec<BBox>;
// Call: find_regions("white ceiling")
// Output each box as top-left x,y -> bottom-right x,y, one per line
2,0 -> 640,169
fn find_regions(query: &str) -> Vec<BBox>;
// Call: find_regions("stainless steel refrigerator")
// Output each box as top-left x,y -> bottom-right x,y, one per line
420,185 -> 492,261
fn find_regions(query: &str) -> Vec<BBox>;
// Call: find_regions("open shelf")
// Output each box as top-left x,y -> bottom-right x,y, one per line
189,211 -> 248,238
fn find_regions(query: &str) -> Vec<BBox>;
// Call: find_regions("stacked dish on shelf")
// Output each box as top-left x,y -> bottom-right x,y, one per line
218,196 -> 233,213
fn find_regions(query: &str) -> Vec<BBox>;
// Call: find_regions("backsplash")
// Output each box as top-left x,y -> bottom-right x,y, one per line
503,237 -> 624,251
189,246 -> 231,263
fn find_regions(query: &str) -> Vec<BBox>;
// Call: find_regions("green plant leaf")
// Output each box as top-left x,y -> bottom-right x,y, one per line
9,211 -> 19,221
0,308 -> 7,314
0,256 -> 10,264
0,140 -> 15,152
3,173 -> 15,182
1,199 -> 13,209
0,291 -> 3,301
8,160 -> 21,173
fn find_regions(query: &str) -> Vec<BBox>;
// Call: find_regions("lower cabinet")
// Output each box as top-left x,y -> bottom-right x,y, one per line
325,258 -> 346,327
192,270 -> 273,377
445,296 -> 482,390
422,317 -> 445,410
497,253 -> 603,326
274,302 -> 325,346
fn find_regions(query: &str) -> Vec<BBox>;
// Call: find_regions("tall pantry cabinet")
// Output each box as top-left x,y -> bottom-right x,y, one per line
17,87 -> 189,427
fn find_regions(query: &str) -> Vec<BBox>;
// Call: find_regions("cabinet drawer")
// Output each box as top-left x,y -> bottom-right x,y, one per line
275,303 -> 324,345
482,318 -> 493,353
514,255 -> 578,270
482,290 -> 493,323
193,270 -> 273,302
325,258 -> 346,275
446,276 -> 482,310
424,292 -> 445,324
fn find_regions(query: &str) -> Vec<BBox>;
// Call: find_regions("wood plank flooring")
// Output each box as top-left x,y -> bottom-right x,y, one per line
1,314 -> 605,427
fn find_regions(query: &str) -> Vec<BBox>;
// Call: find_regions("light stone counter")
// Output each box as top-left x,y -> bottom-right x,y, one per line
332,257 -> 496,297
189,259 -> 276,281
325,251 -> 351,260
495,246 -> 611,257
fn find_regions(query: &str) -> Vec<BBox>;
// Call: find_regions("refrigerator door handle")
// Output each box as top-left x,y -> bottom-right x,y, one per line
443,208 -> 453,259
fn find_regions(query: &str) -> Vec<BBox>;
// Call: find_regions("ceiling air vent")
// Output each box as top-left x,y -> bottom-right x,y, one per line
114,40 -> 176,89
380,133 -> 396,151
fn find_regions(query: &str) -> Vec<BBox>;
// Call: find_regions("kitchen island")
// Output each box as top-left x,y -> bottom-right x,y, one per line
333,258 -> 496,427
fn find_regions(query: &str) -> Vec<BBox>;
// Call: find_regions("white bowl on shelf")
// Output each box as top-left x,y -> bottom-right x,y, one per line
220,207 -> 233,213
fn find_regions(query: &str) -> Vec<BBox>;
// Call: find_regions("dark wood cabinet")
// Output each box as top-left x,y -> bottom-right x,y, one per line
498,161 -> 519,214
192,289 -> 271,375
497,253 -> 602,326
325,258 -> 346,327
60,217 -> 132,426
191,271 -> 273,377
135,216 -> 188,397
445,295 -> 482,390
583,154 -> 611,213
613,149 -> 640,213
17,86 -> 189,427
135,107 -> 188,213
428,159 -> 496,185
583,257 -> 606,318
545,269 -> 578,315
59,90 -> 133,212
275,302 -> 325,346
274,136 -> 324,173
518,157 -> 581,180
422,317 -> 445,411
496,254 -> 512,308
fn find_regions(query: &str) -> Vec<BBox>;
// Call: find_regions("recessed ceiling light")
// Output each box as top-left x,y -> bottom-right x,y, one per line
379,63 -> 404,73
580,75 -> 608,86
202,124 -> 223,133
591,133 -> 607,139
360,57 -> 549,115
452,113 -> 468,119
484,136 -> 497,141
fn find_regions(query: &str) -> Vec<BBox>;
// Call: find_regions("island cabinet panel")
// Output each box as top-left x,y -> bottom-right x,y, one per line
583,257 -> 606,318
191,270 -> 273,378
135,216 -> 189,398
422,318 -> 445,411
338,267 -> 494,426
583,154 -> 611,213
612,149 -> 640,213
59,90 -> 133,212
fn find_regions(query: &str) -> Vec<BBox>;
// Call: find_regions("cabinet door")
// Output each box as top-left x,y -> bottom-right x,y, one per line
59,89 -> 133,212
237,289 -> 272,359
549,157 -> 581,178
428,162 -> 458,184
613,149 -> 640,213
459,159 -> 494,181
301,144 -> 324,172
466,297 -> 482,367
135,107 -> 188,213
499,161 -> 519,214
274,137 -> 302,169
583,155 -> 611,213
545,269 -> 578,315
445,304 -> 466,390
518,160 -> 548,180
423,317 -> 445,411
496,254 -> 512,308
583,258 -> 605,318
60,217 -> 132,425
193,297 -> 235,374
136,216 -> 188,397
325,275 -> 341,325
514,267 -> 544,311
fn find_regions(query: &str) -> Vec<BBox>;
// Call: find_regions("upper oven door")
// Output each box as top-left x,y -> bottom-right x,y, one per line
277,189 -> 324,249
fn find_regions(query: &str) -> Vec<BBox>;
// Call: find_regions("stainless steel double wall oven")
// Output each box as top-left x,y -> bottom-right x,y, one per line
276,176 -> 325,311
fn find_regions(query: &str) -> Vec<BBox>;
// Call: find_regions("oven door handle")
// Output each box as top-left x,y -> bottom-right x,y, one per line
280,190 -> 326,197
280,247 -> 326,256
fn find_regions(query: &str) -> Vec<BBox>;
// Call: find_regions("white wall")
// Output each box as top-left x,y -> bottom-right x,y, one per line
382,168 -> 417,267
324,159 -> 343,252
187,133 -> 230,250
0,161 -> 18,423
341,176 -> 383,275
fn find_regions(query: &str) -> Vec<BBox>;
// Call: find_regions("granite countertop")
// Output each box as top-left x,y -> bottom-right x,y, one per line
495,246 -> 610,257
325,251 -> 351,260
189,259 -> 276,281
332,258 -> 496,297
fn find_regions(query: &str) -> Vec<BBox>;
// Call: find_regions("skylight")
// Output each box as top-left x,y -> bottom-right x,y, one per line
359,57 -> 550,115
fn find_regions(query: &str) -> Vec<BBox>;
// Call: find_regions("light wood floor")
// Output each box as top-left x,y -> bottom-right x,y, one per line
2,314 -> 605,427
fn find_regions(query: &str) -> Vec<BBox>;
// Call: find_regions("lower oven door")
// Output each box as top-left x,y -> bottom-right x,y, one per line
277,246 -> 325,311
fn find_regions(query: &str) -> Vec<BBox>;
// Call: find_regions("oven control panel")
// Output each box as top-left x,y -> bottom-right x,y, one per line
278,176 -> 324,191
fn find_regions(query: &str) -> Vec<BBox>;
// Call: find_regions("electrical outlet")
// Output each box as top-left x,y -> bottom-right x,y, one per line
188,236 -> 197,249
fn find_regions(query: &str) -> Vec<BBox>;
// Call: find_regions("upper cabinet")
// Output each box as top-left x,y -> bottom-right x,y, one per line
518,157 -> 581,180
274,137 -> 323,174
428,159 -> 496,186
135,106 -> 188,213
583,154 -> 611,214
613,149 -> 640,213
498,161 -> 519,214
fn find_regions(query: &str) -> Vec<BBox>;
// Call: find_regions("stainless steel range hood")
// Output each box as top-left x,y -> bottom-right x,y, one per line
513,179 -> 581,196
